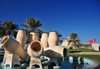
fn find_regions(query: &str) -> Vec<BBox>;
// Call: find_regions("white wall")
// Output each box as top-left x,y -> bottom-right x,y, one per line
92,43 -> 100,51
62,40 -> 73,49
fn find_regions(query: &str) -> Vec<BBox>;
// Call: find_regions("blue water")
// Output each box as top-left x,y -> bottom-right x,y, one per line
0,56 -> 93,69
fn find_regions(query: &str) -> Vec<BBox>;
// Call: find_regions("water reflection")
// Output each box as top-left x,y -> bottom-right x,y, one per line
0,56 -> 93,69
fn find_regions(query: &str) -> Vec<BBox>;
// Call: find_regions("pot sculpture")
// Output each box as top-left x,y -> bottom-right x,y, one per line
42,31 -> 67,59
41,32 -> 49,48
16,29 -> 27,49
27,41 -> 43,69
29,32 -> 38,43
48,31 -> 59,47
44,46 -> 67,59
27,41 -> 43,58
0,36 -> 28,60
0,30 -> 67,68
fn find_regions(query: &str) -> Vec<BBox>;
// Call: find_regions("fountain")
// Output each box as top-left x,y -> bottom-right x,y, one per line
0,30 -> 100,69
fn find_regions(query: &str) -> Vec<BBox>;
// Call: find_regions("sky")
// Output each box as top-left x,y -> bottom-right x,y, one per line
0,0 -> 100,43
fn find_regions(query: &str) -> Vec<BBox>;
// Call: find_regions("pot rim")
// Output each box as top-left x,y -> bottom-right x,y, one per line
0,36 -> 9,47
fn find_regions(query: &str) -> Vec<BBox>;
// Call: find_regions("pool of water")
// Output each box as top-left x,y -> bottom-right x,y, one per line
65,57 -> 93,69
0,56 -> 94,69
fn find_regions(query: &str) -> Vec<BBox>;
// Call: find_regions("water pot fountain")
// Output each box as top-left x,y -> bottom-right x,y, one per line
0,30 -> 99,69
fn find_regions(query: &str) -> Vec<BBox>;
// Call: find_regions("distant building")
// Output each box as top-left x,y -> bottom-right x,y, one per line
92,43 -> 100,51
62,36 -> 73,49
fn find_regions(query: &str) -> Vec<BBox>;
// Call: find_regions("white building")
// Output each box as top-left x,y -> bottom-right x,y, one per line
62,36 -> 73,49
92,43 -> 100,51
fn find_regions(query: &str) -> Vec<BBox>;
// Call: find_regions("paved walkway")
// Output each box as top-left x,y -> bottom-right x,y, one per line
68,52 -> 100,55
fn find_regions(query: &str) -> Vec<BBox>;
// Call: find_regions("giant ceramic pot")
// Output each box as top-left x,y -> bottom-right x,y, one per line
27,41 -> 43,58
29,32 -> 38,43
0,36 -> 28,60
44,46 -> 67,59
41,32 -> 49,48
16,29 -> 26,49
48,31 -> 58,47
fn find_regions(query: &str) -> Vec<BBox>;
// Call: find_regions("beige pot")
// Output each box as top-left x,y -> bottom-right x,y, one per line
0,36 -> 28,60
48,31 -> 58,47
41,32 -> 49,48
44,46 -> 67,59
27,41 -> 43,58
16,29 -> 27,49
29,32 -> 38,43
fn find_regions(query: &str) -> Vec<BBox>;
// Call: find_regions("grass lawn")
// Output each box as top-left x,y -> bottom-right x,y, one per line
68,54 -> 100,63
67,48 -> 99,53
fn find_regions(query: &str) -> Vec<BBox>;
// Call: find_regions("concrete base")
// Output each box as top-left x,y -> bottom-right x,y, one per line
5,54 -> 13,68
4,54 -> 20,68
2,51 -> 7,65
48,58 -> 62,67
13,54 -> 20,65
29,57 -> 42,69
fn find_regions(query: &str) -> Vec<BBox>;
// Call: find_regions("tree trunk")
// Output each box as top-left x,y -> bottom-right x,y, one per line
7,31 -> 11,37
73,41 -> 76,49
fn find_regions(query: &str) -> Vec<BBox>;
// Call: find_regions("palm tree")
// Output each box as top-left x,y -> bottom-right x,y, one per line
21,17 -> 43,32
22,17 -> 43,44
1,20 -> 19,38
37,29 -> 43,41
0,27 -> 6,38
0,22 -> 6,38
58,33 -> 63,45
68,33 -> 80,49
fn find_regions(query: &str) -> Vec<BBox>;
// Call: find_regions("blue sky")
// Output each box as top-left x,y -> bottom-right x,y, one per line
0,0 -> 100,43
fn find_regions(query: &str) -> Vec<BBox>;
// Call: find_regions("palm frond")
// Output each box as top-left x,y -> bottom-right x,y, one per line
22,17 -> 43,32
1,20 -> 19,37
21,24 -> 29,29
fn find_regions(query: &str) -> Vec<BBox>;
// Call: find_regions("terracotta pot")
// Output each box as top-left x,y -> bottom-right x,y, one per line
27,41 -> 43,58
44,46 -> 67,59
48,31 -> 58,47
41,32 -> 49,48
29,32 -> 38,43
0,36 -> 28,60
16,29 -> 27,49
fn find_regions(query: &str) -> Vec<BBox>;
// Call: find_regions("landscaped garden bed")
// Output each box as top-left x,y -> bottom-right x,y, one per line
68,54 -> 100,63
